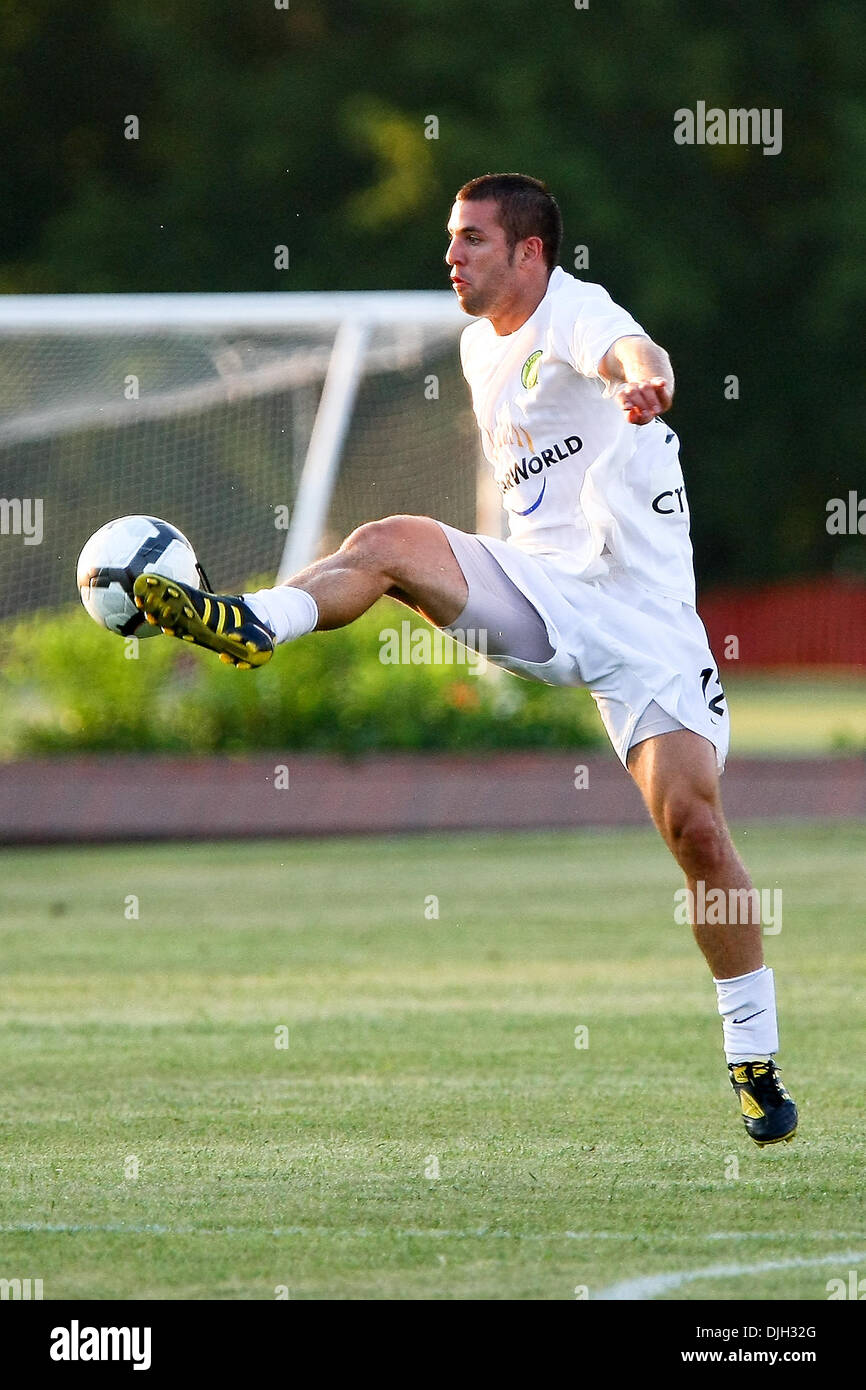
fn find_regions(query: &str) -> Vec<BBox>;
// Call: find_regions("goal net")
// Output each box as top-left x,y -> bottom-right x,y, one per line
0,293 -> 499,621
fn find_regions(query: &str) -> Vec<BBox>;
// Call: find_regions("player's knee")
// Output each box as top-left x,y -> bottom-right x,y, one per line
663,793 -> 727,873
340,516 -> 412,572
341,515 -> 434,581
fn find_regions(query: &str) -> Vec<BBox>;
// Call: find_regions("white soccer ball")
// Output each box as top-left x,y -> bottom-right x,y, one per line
76,515 -> 201,639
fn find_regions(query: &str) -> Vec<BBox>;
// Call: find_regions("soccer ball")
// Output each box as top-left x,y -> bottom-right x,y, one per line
77,515 -> 201,639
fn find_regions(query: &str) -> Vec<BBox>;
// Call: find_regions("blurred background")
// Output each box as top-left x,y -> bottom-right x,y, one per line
0,0 -> 864,778
1,0 -> 865,1308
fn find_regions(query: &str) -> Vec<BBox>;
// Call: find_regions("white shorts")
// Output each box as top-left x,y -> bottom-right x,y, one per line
438,523 -> 730,771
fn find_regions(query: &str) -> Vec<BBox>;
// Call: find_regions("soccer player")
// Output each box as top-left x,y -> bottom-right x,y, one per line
135,173 -> 797,1146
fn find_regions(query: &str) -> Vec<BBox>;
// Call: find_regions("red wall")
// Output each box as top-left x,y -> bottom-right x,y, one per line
700,577 -> 866,669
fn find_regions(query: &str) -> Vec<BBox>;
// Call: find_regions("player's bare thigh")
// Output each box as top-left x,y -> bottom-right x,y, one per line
346,514 -> 469,627
627,727 -> 725,836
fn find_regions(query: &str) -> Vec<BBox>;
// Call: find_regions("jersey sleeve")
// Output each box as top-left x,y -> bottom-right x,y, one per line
568,280 -> 646,382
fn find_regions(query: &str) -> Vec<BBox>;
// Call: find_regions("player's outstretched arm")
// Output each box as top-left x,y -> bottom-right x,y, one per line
599,335 -> 674,425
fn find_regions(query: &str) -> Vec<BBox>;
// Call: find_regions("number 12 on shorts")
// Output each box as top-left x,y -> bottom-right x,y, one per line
700,666 -> 726,719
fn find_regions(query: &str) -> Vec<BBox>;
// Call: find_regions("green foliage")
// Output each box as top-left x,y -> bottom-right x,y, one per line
0,2 -> 862,586
0,601 -> 603,757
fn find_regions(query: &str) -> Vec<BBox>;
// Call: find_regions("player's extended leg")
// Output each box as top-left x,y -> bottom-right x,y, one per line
283,515 -> 468,630
627,728 -> 797,1146
133,515 -> 469,667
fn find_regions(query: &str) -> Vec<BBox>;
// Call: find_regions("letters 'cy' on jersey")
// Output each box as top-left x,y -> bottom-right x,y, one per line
459,267 -> 696,606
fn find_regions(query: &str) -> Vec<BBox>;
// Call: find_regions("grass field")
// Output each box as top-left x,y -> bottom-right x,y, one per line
1,822 -> 865,1301
724,673 -> 866,755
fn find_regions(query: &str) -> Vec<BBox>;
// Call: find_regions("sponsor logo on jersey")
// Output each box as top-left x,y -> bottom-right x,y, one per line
652,486 -> 687,514
497,434 -> 583,496
514,478 -> 547,516
520,351 -> 543,390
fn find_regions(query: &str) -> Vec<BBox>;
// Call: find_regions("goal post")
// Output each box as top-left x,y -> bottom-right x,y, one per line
276,316 -> 370,582
0,292 -> 502,621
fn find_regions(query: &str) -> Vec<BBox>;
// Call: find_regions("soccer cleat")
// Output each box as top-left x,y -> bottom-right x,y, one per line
728,1059 -> 798,1147
132,573 -> 274,669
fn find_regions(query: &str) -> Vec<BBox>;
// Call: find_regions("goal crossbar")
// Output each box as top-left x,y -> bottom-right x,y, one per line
0,291 -> 463,336
0,291 -> 474,579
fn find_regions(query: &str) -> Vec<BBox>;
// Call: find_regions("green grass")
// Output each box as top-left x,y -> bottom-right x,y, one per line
1,823 -> 865,1301
725,673 -> 866,755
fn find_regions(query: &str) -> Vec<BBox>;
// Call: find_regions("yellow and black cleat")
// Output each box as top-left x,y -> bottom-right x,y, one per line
729,1059 -> 798,1147
132,573 -> 274,669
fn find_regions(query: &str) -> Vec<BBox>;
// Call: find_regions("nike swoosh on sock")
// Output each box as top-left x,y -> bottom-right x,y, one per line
732,1009 -> 767,1024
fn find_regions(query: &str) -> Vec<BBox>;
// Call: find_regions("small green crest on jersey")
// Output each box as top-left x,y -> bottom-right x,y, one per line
521,350 -> 543,390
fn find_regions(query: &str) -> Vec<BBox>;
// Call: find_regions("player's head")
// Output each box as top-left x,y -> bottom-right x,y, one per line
446,173 -> 562,321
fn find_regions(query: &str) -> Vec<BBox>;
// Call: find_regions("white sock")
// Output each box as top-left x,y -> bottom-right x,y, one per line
243,586 -> 319,645
714,966 -> 779,1064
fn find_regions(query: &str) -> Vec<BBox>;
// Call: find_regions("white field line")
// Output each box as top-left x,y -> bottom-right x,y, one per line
597,1250 -> 866,1301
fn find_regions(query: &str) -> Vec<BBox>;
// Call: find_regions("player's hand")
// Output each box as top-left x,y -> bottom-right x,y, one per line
614,376 -> 673,426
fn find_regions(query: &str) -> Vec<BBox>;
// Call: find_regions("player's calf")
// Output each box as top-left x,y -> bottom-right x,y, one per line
628,729 -> 799,1147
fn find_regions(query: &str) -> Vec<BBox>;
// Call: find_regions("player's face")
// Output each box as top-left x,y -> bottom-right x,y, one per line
445,199 -> 517,318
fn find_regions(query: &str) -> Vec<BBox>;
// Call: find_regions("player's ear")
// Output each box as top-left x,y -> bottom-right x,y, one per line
520,235 -> 545,267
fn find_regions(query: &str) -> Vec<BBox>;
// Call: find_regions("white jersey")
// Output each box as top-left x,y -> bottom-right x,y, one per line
460,266 -> 696,605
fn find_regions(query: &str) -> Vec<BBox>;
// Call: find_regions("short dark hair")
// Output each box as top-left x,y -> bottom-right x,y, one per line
456,173 -> 562,272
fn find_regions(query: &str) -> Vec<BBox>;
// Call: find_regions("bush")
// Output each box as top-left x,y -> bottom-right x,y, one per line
0,601 -> 604,758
